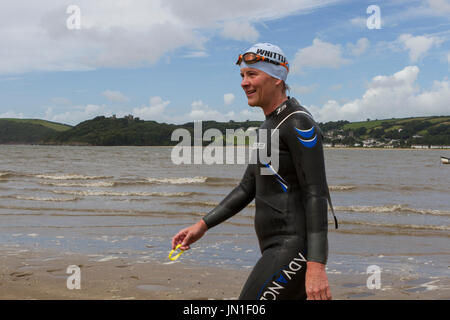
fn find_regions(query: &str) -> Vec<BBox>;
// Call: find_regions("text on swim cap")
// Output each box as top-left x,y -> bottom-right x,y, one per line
255,49 -> 287,63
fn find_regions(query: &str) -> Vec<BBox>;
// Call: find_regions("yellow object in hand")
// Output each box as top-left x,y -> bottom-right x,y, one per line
168,244 -> 184,261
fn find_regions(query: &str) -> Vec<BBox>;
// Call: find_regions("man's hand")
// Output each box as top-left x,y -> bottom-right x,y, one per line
305,261 -> 332,300
171,219 -> 208,251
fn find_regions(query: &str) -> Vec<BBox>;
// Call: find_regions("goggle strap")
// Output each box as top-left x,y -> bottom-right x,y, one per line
236,52 -> 289,71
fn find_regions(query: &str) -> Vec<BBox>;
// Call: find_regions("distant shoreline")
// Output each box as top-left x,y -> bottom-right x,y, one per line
1,143 -> 450,150
324,146 -> 450,150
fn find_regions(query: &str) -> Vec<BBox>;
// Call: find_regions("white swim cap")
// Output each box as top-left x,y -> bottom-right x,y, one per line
238,42 -> 289,82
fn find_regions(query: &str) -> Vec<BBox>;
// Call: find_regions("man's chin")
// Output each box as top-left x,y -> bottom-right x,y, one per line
247,99 -> 259,107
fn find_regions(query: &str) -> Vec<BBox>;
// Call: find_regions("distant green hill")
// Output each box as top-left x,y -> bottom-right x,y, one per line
41,115 -> 261,146
1,115 -> 449,147
0,118 -> 72,144
1,118 -> 72,132
340,116 -> 450,131
320,115 -> 450,147
43,115 -> 179,146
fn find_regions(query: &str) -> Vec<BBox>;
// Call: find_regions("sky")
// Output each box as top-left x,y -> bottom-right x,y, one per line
0,0 -> 449,125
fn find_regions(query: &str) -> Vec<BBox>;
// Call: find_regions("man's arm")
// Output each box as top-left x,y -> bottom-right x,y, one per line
282,114 -> 329,264
281,113 -> 331,300
202,164 -> 256,228
172,164 -> 255,250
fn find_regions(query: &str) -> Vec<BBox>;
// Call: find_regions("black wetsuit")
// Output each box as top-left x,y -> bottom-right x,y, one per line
202,97 -> 336,300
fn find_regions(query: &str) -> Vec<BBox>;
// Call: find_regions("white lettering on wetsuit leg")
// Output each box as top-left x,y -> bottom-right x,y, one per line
296,252 -> 307,262
260,290 -> 277,300
288,260 -> 302,272
282,269 -> 296,281
267,280 -> 284,296
259,251 -> 306,300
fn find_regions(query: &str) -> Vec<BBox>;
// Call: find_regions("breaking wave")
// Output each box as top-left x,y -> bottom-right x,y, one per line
52,189 -> 205,197
168,200 -> 255,208
145,176 -> 208,184
329,185 -> 357,191
39,181 -> 115,187
339,219 -> 450,231
14,195 -> 80,202
335,204 -> 450,216
34,174 -> 111,180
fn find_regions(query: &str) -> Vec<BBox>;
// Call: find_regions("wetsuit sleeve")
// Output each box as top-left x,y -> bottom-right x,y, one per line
202,164 -> 256,229
281,114 -> 329,264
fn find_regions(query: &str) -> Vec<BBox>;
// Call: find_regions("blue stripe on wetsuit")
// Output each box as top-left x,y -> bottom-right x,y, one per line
264,163 -> 288,193
295,126 -> 318,148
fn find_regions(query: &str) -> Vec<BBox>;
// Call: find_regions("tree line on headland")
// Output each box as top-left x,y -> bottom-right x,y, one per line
0,115 -> 449,147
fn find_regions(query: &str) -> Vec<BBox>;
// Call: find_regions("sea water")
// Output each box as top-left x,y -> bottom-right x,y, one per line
0,145 -> 448,291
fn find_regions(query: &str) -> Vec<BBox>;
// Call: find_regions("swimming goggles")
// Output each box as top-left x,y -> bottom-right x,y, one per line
168,244 -> 185,261
236,52 -> 289,71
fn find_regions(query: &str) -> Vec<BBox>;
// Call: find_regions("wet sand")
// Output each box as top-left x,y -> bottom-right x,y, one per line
1,247 -> 448,300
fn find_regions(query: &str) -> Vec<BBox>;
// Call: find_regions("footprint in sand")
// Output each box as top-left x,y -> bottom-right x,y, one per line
45,268 -> 66,279
10,272 -> 33,279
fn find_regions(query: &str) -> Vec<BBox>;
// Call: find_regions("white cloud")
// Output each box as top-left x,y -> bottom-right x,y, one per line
224,93 -> 235,106
291,38 -> 349,73
0,110 -> 25,118
397,34 -> 443,62
427,0 -> 450,15
102,90 -> 129,103
368,2 -> 448,28
221,20 -> 259,42
237,108 -> 265,121
169,0 -> 340,26
187,99 -> 264,122
44,104 -> 111,125
41,95 -> 264,125
45,107 -> 53,119
348,2 -> 450,31
132,96 -> 170,119
182,51 -> 209,58
447,52 -> 450,65
349,17 -> 366,28
189,100 -> 225,120
235,109 -> 266,122
307,66 -> 450,122
347,38 -> 369,56
0,0 -> 339,74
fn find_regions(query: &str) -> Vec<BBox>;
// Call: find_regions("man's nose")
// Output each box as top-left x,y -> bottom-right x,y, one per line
241,76 -> 250,88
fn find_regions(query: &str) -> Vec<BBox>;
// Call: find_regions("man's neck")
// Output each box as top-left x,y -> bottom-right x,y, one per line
261,94 -> 288,116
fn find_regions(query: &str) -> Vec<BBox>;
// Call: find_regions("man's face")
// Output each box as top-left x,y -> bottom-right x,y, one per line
240,67 -> 280,107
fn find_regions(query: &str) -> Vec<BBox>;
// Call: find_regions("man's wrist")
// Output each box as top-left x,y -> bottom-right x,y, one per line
198,219 -> 208,231
307,261 -> 326,271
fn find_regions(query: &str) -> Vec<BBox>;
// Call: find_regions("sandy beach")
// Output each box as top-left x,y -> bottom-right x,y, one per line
1,247 -> 448,300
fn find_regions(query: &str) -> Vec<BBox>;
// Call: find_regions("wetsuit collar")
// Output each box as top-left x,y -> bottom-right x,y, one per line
265,97 -> 290,119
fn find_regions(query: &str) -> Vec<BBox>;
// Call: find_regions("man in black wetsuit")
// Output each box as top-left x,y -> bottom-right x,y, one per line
172,43 -> 336,300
